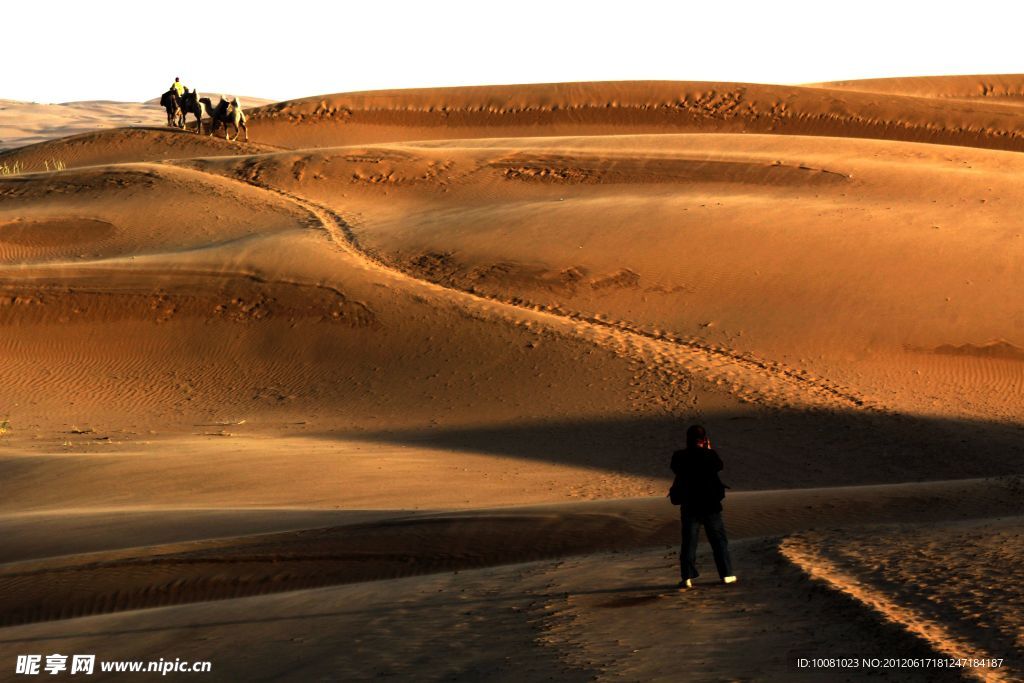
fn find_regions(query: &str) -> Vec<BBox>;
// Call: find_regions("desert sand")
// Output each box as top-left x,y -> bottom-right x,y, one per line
0,77 -> 1022,681
0,100 -> 162,153
0,95 -> 275,154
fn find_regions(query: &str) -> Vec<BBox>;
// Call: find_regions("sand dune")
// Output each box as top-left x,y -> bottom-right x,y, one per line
811,74 -> 1024,103
17,81 -> 1024,168
244,81 -> 1024,153
0,100 -> 164,152
184,133 -> 1024,426
2,77 -> 1022,680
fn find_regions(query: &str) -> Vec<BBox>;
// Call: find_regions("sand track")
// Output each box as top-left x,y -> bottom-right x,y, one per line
176,132 -> 1024,427
780,517 -> 1024,683
203,164 -> 876,414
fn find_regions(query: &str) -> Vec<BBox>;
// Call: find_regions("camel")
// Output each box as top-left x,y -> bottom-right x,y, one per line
199,95 -> 248,142
179,89 -> 207,134
159,89 -> 184,128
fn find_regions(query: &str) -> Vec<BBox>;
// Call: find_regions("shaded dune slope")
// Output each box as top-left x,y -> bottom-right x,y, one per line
0,537 -> 976,683
0,478 -> 1020,627
782,516 -> 1024,681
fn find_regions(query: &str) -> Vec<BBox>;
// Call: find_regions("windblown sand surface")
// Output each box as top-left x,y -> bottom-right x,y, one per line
1,77 -> 1022,680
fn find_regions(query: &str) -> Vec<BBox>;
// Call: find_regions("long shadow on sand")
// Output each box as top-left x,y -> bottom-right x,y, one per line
313,407 -> 1024,490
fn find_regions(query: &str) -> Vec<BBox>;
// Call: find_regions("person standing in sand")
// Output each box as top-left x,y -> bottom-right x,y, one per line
670,425 -> 736,590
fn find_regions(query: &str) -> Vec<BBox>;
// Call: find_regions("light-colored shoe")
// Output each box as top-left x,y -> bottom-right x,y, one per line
722,576 -> 737,584
677,579 -> 694,590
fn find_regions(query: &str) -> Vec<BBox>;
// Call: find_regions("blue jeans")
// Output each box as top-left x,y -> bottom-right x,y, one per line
680,510 -> 733,580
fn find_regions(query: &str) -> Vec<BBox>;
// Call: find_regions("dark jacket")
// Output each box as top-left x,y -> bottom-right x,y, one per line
670,448 -> 726,514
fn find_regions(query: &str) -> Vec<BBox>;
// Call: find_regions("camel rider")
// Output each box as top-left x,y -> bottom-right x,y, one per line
170,77 -> 186,98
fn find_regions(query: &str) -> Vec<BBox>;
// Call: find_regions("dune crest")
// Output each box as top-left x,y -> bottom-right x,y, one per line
810,73 -> 1024,102
242,81 -> 1024,153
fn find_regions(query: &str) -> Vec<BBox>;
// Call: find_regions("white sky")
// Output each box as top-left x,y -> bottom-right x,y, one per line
6,1 -> 1023,103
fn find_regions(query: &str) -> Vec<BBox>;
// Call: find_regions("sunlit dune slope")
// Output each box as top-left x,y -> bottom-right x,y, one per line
2,78 -> 1024,509
0,160 -> 684,448
188,132 -> 1024,423
0,162 -> 308,263
810,73 -> 1024,103
245,81 -> 1024,153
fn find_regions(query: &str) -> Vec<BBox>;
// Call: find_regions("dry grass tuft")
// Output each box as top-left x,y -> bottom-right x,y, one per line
0,159 -> 66,175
